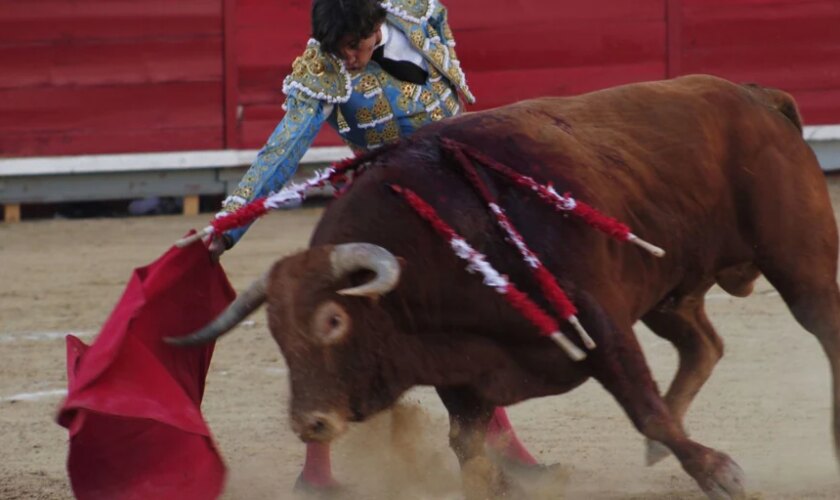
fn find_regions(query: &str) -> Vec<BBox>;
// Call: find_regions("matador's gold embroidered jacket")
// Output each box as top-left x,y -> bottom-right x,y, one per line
221,0 -> 474,246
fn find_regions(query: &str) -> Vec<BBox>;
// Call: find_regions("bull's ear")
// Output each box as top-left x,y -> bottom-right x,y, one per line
310,300 -> 352,345
396,256 -> 408,271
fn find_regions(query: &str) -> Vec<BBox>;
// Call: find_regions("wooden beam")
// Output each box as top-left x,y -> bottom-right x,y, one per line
183,195 -> 200,216
4,204 -> 21,223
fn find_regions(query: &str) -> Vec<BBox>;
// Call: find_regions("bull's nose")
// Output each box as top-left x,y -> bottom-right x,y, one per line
291,411 -> 347,442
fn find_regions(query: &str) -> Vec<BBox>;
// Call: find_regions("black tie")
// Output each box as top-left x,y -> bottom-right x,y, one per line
371,46 -> 428,85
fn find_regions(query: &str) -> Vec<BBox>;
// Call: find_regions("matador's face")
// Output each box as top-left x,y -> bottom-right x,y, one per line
337,22 -> 383,71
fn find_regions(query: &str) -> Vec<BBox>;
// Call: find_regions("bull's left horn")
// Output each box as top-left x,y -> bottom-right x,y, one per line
331,243 -> 401,297
165,273 -> 267,346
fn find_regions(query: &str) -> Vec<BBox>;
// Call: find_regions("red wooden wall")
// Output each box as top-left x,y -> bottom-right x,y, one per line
674,0 -> 840,124
0,0 -> 224,157
1,0 -> 839,158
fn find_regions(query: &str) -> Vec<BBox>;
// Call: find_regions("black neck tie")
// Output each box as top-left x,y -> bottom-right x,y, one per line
371,46 -> 428,85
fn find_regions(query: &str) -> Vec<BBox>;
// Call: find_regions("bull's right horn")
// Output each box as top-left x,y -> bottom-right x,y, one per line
165,273 -> 268,346
331,243 -> 401,297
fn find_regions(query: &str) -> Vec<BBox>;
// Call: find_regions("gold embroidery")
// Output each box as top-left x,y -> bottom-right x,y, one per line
365,129 -> 383,145
382,121 -> 400,142
372,94 -> 391,118
409,29 -> 425,49
443,24 -> 454,42
397,95 -> 413,111
431,79 -> 449,97
400,82 -> 418,98
356,107 -> 373,124
445,94 -> 459,114
419,90 -> 434,106
336,108 -> 349,131
356,74 -> 379,94
409,113 -> 427,129
430,47 -> 445,70
430,107 -> 445,121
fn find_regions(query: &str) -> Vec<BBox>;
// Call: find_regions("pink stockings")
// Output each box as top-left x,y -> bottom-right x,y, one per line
298,407 -> 536,488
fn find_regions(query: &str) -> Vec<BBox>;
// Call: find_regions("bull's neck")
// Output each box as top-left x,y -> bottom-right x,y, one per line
390,330 -> 515,387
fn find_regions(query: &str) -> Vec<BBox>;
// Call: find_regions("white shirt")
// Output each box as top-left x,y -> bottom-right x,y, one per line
377,22 -> 428,71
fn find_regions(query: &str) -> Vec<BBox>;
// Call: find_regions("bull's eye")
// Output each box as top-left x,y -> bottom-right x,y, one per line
311,301 -> 351,345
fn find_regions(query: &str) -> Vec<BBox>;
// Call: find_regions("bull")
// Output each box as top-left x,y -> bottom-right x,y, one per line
172,75 -> 840,499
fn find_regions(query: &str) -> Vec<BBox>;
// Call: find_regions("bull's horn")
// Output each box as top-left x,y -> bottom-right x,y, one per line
165,273 -> 268,346
331,243 -> 401,297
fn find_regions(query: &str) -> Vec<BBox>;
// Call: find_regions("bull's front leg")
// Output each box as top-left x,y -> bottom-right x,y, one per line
436,386 -> 525,500
577,294 -> 746,499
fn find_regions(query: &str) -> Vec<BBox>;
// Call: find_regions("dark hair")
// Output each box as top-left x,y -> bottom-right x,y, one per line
312,0 -> 387,55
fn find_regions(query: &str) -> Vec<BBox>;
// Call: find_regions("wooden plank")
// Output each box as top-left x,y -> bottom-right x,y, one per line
183,195 -> 200,216
0,82 -> 222,133
4,204 -> 21,223
0,127 -> 223,158
0,39 -> 222,90
0,0 -> 221,43
452,19 -> 665,72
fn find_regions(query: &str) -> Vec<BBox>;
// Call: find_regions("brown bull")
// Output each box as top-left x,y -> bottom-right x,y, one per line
173,75 -> 840,499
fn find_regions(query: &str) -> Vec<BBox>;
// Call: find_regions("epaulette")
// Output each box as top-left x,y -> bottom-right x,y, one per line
381,0 -> 436,25
282,39 -> 353,104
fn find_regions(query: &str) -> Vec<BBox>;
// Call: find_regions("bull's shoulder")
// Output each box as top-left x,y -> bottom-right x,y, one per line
282,40 -> 352,104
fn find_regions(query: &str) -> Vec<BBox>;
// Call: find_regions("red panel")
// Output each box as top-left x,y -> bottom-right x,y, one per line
0,0 -> 224,157
0,40 -> 222,89
0,0 -> 221,43
454,20 -> 664,72
467,62 -> 667,111
0,83 -> 222,156
676,0 -> 840,124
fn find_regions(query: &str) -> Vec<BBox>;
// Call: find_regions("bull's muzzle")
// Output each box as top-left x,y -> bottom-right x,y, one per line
291,410 -> 348,442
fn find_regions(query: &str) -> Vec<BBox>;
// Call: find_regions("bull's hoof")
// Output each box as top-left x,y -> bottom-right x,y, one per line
695,453 -> 746,500
645,438 -> 671,466
293,475 -> 344,498
462,456 -> 526,500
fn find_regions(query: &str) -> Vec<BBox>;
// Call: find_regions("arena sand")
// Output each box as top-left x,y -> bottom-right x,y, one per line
3,181 -> 840,499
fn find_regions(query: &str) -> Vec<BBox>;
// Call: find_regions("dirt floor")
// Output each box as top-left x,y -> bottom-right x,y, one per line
3,179 -> 840,500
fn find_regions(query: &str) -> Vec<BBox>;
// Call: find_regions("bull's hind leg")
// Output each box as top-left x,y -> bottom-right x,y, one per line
747,144 -> 840,466
756,249 -> 840,464
578,293 -> 745,499
642,292 -> 724,465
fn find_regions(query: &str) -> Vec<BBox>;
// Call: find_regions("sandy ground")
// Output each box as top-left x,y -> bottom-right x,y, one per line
3,180 -> 840,500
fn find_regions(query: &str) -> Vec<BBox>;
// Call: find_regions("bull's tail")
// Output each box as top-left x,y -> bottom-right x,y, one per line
741,83 -> 803,132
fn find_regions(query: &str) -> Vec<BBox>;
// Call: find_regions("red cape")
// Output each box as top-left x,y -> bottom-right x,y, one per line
57,240 -> 235,500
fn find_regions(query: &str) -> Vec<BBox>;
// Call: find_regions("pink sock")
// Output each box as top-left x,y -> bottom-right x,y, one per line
300,442 -> 338,487
486,407 -> 539,465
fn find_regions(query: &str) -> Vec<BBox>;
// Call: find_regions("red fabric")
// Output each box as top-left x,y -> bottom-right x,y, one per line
57,239 -> 235,500
570,199 -> 631,240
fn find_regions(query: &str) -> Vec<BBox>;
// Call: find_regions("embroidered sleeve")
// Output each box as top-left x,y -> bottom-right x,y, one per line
429,2 -> 455,48
428,3 -> 475,104
219,92 -> 329,246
